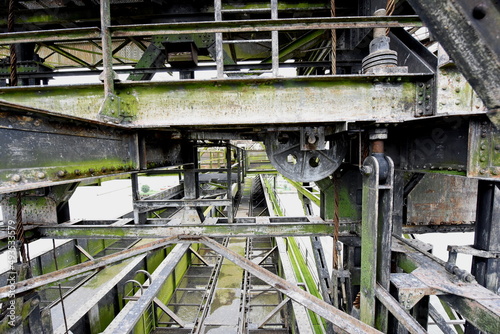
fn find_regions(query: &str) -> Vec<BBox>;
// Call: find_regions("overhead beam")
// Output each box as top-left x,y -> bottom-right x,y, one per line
0,101 -> 138,193
0,16 -> 421,45
0,75 -> 433,126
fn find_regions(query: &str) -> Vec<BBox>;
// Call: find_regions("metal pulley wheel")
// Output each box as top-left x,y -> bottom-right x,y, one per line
264,131 -> 347,182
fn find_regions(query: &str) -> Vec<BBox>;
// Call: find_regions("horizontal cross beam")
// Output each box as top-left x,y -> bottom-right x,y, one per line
0,16 -> 421,45
37,221 -> 352,239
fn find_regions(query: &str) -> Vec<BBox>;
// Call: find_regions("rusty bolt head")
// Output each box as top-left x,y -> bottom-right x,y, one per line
12,174 -> 21,182
57,170 -> 66,178
36,172 -> 46,179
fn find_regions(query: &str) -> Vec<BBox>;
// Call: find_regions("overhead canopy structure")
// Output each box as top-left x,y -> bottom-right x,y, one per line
0,1 -> 499,333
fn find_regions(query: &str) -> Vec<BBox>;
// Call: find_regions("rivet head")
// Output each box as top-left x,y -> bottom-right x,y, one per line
36,172 -> 46,179
495,145 -> 500,151
101,167 -> 107,173
480,157 -> 486,162
74,169 -> 81,176
481,145 -> 487,150
89,168 -> 95,174
57,170 -> 66,178
12,174 -> 21,182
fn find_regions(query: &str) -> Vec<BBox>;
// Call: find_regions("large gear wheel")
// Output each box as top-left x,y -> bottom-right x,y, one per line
264,131 -> 347,182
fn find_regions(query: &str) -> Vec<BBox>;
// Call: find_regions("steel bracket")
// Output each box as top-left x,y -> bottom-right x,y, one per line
468,118 -> 500,179
300,126 -> 326,151
415,78 -> 436,117
98,93 -> 134,124
390,273 -> 438,310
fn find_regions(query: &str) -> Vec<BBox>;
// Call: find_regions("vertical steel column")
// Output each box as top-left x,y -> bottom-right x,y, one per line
376,157 -> 394,332
236,147 -> 241,195
465,181 -> 500,334
100,0 -> 114,96
360,155 -> 394,331
271,0 -> 279,77
183,143 -> 199,200
360,156 -> 379,327
214,0 -> 224,78
131,173 -> 146,224
226,143 -> 234,223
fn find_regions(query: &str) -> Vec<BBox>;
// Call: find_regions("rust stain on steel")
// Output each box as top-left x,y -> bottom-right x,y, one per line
0,236 -> 179,299
407,174 -> 477,225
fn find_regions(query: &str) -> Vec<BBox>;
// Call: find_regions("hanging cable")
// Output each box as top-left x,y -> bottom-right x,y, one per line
8,0 -> 18,86
15,192 -> 27,263
386,0 -> 396,35
330,0 -> 337,74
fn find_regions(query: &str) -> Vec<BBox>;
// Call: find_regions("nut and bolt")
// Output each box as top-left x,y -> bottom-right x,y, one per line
360,166 -> 372,175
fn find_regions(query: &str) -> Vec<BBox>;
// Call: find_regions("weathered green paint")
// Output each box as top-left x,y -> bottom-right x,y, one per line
439,295 -> 500,334
360,157 -> 378,327
284,177 -> 321,206
287,237 -> 326,333
0,76 -> 424,126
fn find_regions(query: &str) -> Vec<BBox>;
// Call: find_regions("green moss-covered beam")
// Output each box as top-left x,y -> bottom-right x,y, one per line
37,221 -> 357,239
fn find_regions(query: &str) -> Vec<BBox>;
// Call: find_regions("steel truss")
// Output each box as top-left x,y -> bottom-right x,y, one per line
0,0 -> 500,333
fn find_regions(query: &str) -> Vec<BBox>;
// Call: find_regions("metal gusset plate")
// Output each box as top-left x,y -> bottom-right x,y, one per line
264,131 -> 347,182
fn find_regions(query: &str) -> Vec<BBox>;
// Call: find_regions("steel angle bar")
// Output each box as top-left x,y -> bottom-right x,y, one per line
200,236 -> 382,334
393,235 -> 500,334
110,16 -> 421,37
275,237 -> 311,333
0,236 -> 179,299
37,222 -> 338,239
102,243 -> 190,334
134,199 -> 232,212
374,284 -> 426,334
0,27 -> 101,45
